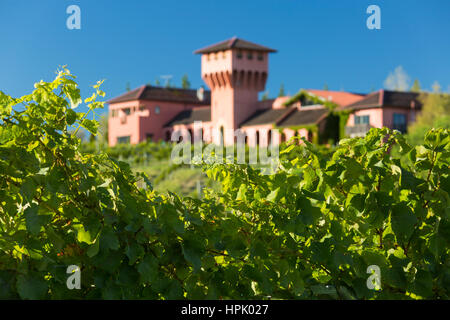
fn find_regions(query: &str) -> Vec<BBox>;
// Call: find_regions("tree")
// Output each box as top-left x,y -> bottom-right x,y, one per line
181,74 -> 191,89
261,91 -> 269,101
155,78 -> 161,86
126,82 -> 131,92
69,128 -> 87,142
2,68 -> 448,300
432,81 -> 441,93
407,91 -> 450,145
410,79 -> 421,92
384,66 -> 411,91
278,83 -> 285,97
98,113 -> 109,145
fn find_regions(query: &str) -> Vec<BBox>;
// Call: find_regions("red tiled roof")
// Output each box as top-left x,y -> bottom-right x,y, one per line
164,107 -> 211,127
305,89 -> 365,107
339,89 -> 422,111
194,37 -> 277,54
240,108 -> 291,127
277,106 -> 329,127
107,85 -> 211,105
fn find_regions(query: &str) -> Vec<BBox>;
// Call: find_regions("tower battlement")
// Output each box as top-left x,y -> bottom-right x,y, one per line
195,37 -> 276,144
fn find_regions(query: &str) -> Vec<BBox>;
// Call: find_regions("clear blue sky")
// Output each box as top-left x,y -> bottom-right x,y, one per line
1,0 -> 449,115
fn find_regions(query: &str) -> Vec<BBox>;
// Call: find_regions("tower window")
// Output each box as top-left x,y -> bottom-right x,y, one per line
257,53 -> 263,61
155,106 -> 160,114
247,52 -> 253,60
237,50 -> 243,59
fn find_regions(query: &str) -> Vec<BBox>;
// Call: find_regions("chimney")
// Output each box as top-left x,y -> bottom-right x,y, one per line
197,86 -> 205,101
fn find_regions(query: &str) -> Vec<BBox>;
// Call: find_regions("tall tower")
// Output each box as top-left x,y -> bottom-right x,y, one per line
195,37 -> 276,144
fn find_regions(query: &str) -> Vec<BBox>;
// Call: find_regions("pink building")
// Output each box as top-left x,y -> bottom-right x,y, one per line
107,37 -> 422,147
107,86 -> 210,146
339,90 -> 422,137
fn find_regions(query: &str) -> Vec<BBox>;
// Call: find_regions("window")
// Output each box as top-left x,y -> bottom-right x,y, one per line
355,115 -> 370,125
139,106 -> 145,112
237,50 -> 243,59
117,136 -> 130,144
111,110 -> 118,117
155,106 -> 160,114
146,133 -> 153,142
393,113 -> 407,133
123,108 -> 131,115
247,52 -> 253,60
257,53 -> 263,61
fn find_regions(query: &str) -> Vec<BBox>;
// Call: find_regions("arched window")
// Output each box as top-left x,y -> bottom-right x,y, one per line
155,106 -> 160,114
281,132 -> 286,143
256,131 -> 260,146
268,130 -> 272,146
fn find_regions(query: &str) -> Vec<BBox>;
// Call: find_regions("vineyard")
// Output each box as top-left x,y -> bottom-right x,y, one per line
0,69 -> 449,299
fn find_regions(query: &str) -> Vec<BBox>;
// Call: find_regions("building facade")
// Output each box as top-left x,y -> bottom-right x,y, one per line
107,37 -> 421,147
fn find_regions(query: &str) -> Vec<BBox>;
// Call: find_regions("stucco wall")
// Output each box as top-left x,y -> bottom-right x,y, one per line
108,100 -> 208,146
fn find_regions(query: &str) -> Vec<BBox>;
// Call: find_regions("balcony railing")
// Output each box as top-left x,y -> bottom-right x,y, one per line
345,124 -> 372,137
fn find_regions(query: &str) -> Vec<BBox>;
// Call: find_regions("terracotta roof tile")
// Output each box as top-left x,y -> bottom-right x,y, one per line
194,37 -> 277,54
164,108 -> 211,126
339,90 -> 422,111
107,85 -> 211,105
240,108 -> 290,127
305,89 -> 365,107
277,106 -> 329,127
